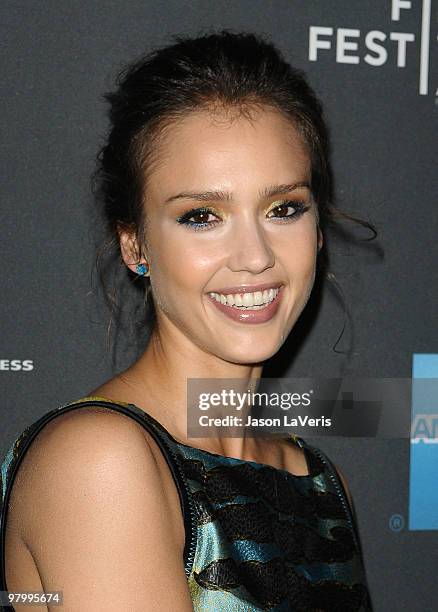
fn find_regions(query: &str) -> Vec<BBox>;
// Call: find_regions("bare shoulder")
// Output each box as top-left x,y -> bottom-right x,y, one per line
11,406 -> 161,525
11,405 -> 181,541
6,406 -> 192,611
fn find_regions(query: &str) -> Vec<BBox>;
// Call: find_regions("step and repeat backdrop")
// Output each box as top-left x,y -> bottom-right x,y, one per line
1,2 -> 437,610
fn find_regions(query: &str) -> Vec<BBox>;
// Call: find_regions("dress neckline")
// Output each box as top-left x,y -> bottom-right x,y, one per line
77,395 -> 316,479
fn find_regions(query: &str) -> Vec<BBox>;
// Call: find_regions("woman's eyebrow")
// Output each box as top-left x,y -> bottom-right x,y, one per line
164,181 -> 310,204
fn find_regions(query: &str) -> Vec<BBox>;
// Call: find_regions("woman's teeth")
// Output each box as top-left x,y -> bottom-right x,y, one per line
208,287 -> 280,310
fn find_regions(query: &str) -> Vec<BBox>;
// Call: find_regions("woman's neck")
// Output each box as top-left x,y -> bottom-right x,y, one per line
106,324 -> 265,459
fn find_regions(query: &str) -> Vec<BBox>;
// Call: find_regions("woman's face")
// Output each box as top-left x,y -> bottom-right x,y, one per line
121,106 -> 322,364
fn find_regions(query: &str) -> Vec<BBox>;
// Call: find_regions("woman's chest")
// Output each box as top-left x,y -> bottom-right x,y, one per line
178,451 -> 370,611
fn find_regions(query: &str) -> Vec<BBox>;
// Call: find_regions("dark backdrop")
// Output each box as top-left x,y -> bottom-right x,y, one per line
1,2 -> 437,610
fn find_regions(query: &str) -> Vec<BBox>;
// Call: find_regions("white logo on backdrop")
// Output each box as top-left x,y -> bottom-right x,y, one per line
0,359 -> 34,371
309,0 -> 434,96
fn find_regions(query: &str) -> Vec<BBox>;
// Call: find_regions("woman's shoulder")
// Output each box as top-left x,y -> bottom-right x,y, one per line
1,397 -> 147,491
1,397 -> 191,609
20,397 -> 154,460
2,396 -> 152,487
1,397 -> 176,537
3,398 -> 183,530
298,438 -> 354,508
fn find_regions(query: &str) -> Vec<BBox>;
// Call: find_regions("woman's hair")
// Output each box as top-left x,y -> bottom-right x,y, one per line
91,29 -> 377,365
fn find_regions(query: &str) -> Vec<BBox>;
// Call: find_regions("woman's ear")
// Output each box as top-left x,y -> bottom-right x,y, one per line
118,226 -> 149,275
317,228 -> 323,251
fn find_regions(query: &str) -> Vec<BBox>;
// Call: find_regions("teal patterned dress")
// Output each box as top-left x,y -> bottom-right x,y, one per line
1,397 -> 373,611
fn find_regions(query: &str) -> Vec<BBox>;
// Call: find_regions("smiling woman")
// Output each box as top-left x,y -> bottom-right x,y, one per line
0,30 -> 375,611
116,105 -> 321,362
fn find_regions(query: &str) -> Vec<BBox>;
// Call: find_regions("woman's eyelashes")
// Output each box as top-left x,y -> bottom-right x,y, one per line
175,201 -> 311,231
266,201 -> 311,222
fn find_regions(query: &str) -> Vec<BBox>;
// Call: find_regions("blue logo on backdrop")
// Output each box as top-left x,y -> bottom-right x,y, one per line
409,353 -> 438,530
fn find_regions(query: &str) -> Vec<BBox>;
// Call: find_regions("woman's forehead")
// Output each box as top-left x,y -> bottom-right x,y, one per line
145,107 -> 311,198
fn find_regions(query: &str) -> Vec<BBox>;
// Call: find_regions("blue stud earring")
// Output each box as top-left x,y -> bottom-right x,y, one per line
135,263 -> 149,276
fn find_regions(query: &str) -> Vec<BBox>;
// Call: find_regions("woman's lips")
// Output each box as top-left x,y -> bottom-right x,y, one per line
206,285 -> 284,324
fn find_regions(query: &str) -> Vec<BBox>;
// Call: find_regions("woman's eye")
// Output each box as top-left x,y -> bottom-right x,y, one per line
176,200 -> 310,230
267,200 -> 309,221
176,207 -> 221,230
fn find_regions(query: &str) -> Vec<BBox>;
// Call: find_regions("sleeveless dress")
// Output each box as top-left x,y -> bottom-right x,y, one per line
0,396 -> 373,611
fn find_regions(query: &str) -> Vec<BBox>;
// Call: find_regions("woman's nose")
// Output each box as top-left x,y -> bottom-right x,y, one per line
227,217 -> 275,274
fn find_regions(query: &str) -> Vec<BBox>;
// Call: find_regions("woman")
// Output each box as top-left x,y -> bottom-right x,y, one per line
1,30 -> 374,611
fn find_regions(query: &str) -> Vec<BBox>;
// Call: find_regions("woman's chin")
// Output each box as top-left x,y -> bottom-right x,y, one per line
217,341 -> 283,367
